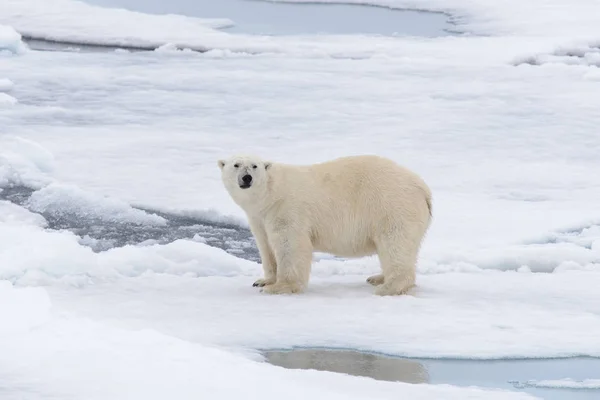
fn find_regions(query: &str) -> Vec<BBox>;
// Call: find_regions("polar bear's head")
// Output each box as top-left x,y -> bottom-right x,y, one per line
218,154 -> 272,206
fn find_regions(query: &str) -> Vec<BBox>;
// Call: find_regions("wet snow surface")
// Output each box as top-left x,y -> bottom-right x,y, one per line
265,349 -> 600,400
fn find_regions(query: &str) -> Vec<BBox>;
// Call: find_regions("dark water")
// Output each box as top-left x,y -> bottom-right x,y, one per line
0,185 -> 260,261
23,38 -> 154,53
84,0 -> 454,37
264,349 -> 600,400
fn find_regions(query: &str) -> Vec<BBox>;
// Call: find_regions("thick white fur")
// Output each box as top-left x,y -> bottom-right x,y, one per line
218,154 -> 432,296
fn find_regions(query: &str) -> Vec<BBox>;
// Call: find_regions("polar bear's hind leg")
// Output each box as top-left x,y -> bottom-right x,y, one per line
373,228 -> 420,296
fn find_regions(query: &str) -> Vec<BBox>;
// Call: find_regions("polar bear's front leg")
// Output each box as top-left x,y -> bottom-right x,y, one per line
261,227 -> 312,295
249,218 -> 277,287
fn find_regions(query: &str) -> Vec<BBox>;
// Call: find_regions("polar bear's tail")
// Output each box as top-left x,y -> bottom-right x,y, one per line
426,195 -> 432,218
418,184 -> 433,220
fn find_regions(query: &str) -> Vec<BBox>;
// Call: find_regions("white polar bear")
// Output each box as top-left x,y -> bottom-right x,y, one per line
218,154 -> 432,296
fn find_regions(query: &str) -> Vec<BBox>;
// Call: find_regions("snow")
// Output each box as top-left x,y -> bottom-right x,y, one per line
2,47 -> 599,263
0,73 -> 17,108
0,285 -> 536,400
0,0 -> 595,62
26,183 -> 167,226
0,200 -> 48,227
517,378 -> 600,390
0,0 -> 600,398
0,136 -> 55,189
0,92 -> 17,106
0,23 -> 26,54
520,42 -> 600,68
0,0 -> 233,50
0,281 -> 51,336
38,265 -> 600,359
0,78 -> 14,91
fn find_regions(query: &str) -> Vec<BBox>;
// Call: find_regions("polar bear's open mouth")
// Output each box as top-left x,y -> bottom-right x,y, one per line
240,184 -> 252,189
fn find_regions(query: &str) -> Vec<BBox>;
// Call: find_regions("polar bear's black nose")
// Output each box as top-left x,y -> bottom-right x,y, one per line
242,174 -> 252,184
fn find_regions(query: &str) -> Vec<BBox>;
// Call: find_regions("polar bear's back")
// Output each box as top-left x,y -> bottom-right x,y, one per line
275,155 -> 432,257
310,155 -> 430,207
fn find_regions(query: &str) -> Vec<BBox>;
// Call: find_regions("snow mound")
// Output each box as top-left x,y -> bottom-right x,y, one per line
26,183 -> 167,226
516,378 -> 600,390
420,218 -> 600,274
0,223 -> 98,284
0,23 -> 26,54
0,200 -> 47,227
516,41 -> 600,67
0,78 -> 14,91
429,238 -> 600,274
0,136 -> 55,189
97,237 -> 253,278
146,207 -> 249,229
0,78 -> 17,107
0,92 -> 17,106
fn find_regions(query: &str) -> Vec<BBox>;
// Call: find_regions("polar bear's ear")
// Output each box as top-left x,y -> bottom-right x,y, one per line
264,162 -> 272,170
218,160 -> 226,169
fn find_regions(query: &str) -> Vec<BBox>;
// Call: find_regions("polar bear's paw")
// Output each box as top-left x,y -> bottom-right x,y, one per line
252,277 -> 276,287
260,282 -> 304,295
366,274 -> 385,286
374,278 -> 415,296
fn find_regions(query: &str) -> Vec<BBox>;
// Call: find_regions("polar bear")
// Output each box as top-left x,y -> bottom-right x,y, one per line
217,154 -> 432,296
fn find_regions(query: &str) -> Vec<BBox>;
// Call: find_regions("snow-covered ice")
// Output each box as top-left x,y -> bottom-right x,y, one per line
1,283 -> 539,400
0,200 -> 47,227
2,0 -> 598,61
0,0 -> 233,50
1,0 -> 600,399
0,137 -> 55,188
0,78 -> 14,91
0,92 -> 17,106
516,378 -> 600,390
26,183 -> 167,226
0,23 -> 27,54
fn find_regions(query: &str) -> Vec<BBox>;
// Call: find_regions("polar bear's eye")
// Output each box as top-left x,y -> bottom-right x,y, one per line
234,163 -> 240,168
252,165 -> 257,169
